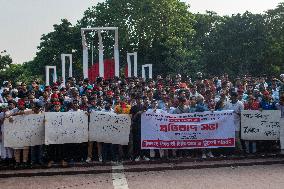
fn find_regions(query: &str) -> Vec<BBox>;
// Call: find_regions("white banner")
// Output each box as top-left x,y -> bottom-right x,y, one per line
45,111 -> 88,145
241,110 -> 281,140
141,110 -> 235,149
89,112 -> 131,145
3,114 -> 45,148
280,118 -> 284,152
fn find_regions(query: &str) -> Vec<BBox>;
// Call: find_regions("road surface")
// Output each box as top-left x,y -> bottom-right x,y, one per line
0,164 -> 284,189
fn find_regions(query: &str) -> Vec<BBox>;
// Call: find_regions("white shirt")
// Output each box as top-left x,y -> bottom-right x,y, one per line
272,89 -> 279,102
68,109 -> 82,112
101,108 -> 115,114
146,108 -> 165,114
224,100 -> 244,131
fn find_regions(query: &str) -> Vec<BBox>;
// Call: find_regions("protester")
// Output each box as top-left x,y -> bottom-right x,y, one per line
244,95 -> 260,154
86,97 -> 101,163
30,102 -> 44,166
147,100 -> 165,160
130,96 -> 149,161
46,101 -> 68,168
0,73 -> 284,167
0,103 -> 13,166
8,99 -> 31,168
224,91 -> 244,154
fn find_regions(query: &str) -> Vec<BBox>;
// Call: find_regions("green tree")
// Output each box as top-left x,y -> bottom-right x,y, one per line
4,1 -> 284,81
263,2 -> 284,76
201,12 -> 268,77
79,0 -> 197,76
25,19 -> 82,81
0,52 -> 12,71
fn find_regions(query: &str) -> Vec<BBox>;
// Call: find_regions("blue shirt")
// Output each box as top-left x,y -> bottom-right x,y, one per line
196,103 -> 209,112
260,100 -> 276,110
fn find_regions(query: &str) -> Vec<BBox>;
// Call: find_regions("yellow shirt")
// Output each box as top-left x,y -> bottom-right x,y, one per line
114,104 -> 131,114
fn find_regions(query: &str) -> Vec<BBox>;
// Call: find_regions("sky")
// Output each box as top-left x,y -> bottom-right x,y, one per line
0,0 -> 282,64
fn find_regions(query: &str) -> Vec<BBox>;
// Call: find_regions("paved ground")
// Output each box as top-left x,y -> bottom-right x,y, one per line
0,164 -> 284,189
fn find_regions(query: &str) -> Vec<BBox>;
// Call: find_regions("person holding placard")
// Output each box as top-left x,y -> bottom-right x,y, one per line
67,99 -> 84,162
114,97 -> 131,161
86,97 -> 102,163
146,100 -> 164,160
195,95 -> 215,159
244,95 -> 260,154
259,90 -> 278,153
30,102 -> 44,166
101,101 -> 119,162
8,99 -> 31,168
277,92 -> 284,155
224,91 -> 244,154
1,100 -> 17,165
46,101 -> 68,168
0,103 -> 13,166
131,96 -> 148,161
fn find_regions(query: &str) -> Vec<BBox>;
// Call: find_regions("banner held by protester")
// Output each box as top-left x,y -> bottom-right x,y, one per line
45,111 -> 89,145
241,110 -> 281,140
141,110 -> 235,149
89,111 -> 131,145
3,114 -> 45,148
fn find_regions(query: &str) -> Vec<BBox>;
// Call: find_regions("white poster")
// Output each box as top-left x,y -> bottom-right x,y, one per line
45,111 -> 88,145
89,111 -> 131,145
141,110 -> 235,149
3,114 -> 45,148
280,118 -> 284,152
241,110 -> 281,140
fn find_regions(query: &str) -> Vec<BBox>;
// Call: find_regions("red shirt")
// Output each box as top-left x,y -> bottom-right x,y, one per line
80,104 -> 88,111
244,101 -> 260,110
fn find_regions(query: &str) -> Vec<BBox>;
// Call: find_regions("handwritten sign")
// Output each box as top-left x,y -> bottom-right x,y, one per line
141,111 -> 235,149
280,118 -> 284,150
3,114 -> 45,148
89,112 -> 131,145
241,110 -> 281,140
45,111 -> 88,145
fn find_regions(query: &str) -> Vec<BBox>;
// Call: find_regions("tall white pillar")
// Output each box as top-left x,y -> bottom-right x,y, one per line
61,54 -> 66,86
114,29 -> 119,77
45,67 -> 49,86
61,54 -> 72,86
134,52 -> 138,77
142,66 -> 145,79
45,66 -> 57,86
83,50 -> 88,79
127,52 -> 138,77
53,67 -> 57,83
98,30 -> 104,78
127,54 -> 132,77
82,32 -> 88,79
81,27 -> 120,79
148,64 -> 153,79
142,64 -> 153,79
69,55 -> 72,77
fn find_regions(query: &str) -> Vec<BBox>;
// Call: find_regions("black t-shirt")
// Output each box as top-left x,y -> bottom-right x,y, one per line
34,90 -> 43,99
18,90 -> 28,98
130,104 -> 144,125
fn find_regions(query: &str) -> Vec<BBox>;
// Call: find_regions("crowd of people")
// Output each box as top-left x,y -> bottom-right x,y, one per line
0,72 -> 284,168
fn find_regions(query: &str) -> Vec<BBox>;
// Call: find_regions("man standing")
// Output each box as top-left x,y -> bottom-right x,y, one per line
131,97 -> 150,161
30,102 -> 44,166
244,95 -> 260,154
172,97 -> 190,158
224,92 -> 244,154
46,101 -> 68,168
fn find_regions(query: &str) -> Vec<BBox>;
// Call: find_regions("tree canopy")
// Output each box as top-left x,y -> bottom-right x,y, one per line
2,1 -> 284,83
